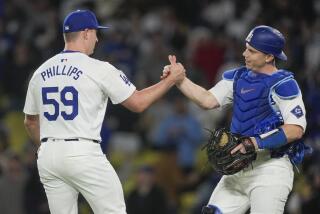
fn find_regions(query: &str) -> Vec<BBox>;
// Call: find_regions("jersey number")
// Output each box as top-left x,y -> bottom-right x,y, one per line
42,86 -> 78,121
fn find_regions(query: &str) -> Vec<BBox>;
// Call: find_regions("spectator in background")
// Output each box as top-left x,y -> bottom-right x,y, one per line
3,40 -> 40,108
126,165 -> 169,214
0,122 -> 9,153
190,29 -> 226,87
23,141 -> 49,214
152,95 -> 202,174
0,153 -> 28,214
301,165 -> 320,212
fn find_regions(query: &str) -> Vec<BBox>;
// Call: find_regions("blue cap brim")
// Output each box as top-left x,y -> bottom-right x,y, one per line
277,51 -> 287,61
97,26 -> 109,30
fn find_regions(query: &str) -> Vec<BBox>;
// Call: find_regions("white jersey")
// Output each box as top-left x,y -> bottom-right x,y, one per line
209,79 -> 307,131
24,51 -> 136,141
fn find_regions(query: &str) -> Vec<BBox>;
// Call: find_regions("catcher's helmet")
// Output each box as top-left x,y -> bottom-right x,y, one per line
245,25 -> 287,61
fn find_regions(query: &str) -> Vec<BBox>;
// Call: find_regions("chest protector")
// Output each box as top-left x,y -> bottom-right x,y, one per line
230,67 -> 293,136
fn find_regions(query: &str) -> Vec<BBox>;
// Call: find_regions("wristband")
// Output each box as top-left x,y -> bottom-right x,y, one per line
255,128 -> 287,149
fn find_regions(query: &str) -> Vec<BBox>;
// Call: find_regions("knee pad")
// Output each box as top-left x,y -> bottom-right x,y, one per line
201,204 -> 222,214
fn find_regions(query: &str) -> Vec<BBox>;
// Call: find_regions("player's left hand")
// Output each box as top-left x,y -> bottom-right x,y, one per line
231,137 -> 258,154
204,128 -> 257,175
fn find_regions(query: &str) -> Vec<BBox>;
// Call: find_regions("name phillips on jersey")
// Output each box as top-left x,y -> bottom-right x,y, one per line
40,64 -> 83,81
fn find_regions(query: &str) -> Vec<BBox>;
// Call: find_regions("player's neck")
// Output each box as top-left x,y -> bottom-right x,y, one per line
255,63 -> 278,75
64,43 -> 88,55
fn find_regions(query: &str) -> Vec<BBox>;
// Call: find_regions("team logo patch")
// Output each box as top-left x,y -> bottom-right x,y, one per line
120,74 -> 131,86
290,105 -> 303,118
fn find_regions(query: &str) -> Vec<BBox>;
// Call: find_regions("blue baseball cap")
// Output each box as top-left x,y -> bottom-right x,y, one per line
63,10 -> 109,33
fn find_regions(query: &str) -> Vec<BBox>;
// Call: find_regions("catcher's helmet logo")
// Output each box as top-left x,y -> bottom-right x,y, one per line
246,30 -> 254,42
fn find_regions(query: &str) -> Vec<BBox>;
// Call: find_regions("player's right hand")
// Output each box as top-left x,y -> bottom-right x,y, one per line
160,65 -> 170,80
162,55 -> 186,84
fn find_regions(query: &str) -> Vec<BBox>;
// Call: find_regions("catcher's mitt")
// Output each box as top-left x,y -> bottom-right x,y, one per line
203,128 -> 257,175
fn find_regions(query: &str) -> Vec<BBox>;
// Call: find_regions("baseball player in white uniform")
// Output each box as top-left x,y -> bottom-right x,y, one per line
23,10 -> 185,214
163,26 -> 309,214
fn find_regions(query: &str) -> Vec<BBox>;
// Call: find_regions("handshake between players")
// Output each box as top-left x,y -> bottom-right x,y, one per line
161,55 -> 186,85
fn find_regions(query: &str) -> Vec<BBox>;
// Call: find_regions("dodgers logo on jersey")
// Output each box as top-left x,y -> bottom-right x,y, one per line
120,74 -> 131,86
290,105 -> 303,118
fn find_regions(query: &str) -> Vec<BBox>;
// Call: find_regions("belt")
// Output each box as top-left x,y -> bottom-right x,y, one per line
41,138 -> 100,144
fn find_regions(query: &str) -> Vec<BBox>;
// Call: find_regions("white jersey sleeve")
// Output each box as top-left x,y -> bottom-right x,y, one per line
273,92 -> 307,132
24,75 -> 40,115
209,79 -> 234,107
96,62 -> 136,104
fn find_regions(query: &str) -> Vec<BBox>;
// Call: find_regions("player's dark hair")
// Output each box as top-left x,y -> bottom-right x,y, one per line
63,32 -> 81,42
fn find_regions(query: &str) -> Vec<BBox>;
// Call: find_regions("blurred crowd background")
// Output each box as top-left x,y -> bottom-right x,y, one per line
0,0 -> 320,213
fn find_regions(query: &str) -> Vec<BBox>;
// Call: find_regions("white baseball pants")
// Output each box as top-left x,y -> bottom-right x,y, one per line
208,150 -> 294,214
37,139 -> 126,214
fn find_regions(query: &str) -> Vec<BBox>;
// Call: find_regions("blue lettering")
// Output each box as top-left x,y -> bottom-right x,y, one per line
42,65 -> 82,81
67,66 -> 73,76
46,68 -> 53,78
56,65 -> 61,75
69,67 -> 78,76
41,71 -> 47,81
73,70 -> 83,80
52,66 -> 56,76
120,74 -> 131,86
61,65 -> 67,75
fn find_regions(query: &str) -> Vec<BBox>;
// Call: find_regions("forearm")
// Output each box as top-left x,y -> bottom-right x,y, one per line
24,115 -> 40,145
123,78 -> 175,113
253,124 -> 304,149
176,78 -> 219,109
281,124 -> 304,143
139,78 -> 175,110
